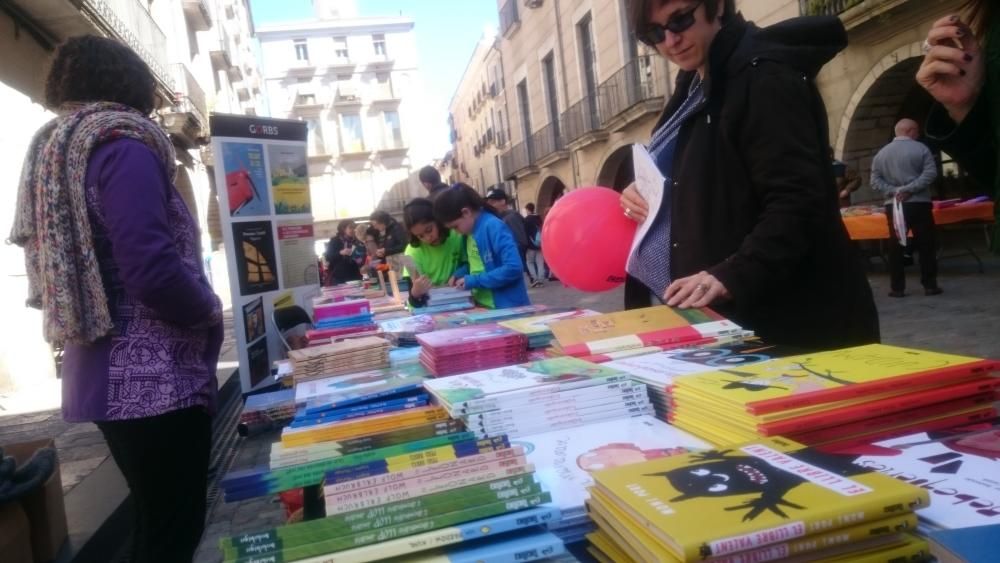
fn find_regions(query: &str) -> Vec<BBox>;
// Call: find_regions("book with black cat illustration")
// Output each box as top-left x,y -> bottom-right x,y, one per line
588,436 -> 929,561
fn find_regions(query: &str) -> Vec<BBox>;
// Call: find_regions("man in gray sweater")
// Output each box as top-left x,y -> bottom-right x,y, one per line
871,118 -> 942,297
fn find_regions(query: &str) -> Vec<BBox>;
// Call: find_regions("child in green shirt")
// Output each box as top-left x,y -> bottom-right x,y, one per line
402,198 -> 466,308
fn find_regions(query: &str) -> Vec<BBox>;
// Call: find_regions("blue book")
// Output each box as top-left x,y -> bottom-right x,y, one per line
290,395 -> 429,427
296,369 -> 427,413
397,530 -> 565,563
324,436 -> 511,483
927,524 -> 1000,563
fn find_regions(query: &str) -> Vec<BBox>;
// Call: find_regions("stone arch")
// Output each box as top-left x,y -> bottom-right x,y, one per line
595,144 -> 634,192
835,42 -> 936,203
536,175 -> 567,219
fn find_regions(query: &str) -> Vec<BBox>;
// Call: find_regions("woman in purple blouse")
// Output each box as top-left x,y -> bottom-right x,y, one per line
11,36 -> 223,562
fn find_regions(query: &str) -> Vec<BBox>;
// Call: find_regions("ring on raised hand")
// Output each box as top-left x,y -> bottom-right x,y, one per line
921,39 -> 932,53
695,283 -> 708,292
624,208 -> 633,217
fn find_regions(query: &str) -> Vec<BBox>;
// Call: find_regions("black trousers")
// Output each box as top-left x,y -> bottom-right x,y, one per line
97,407 -> 212,563
885,201 -> 938,292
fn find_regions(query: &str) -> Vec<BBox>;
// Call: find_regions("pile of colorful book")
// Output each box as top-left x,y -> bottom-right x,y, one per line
421,287 -> 475,315
377,314 -> 438,347
287,336 -> 391,384
285,366 -> 429,431
667,344 -> 1000,450
312,298 -> 374,332
417,325 -> 529,377
605,342 -> 795,422
586,436 -> 932,562
424,357 -> 653,439
514,414 -> 709,543
237,387 -> 296,436
547,305 -> 750,363
498,309 -> 599,349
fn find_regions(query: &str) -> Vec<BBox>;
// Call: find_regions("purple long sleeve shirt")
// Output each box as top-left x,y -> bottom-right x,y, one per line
60,139 -> 223,422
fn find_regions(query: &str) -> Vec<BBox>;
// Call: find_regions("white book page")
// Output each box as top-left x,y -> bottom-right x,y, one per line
626,143 -> 666,272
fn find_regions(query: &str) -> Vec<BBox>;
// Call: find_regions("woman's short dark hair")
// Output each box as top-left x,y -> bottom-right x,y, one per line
433,183 -> 494,223
403,198 -> 451,247
369,210 -> 393,225
336,219 -> 356,237
626,0 -> 736,39
45,35 -> 158,114
418,165 -> 441,185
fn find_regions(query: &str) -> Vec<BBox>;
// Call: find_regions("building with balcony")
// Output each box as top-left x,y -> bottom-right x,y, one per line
256,0 -> 429,237
447,30 -> 513,200
455,0 -> 972,217
470,0 -> 674,218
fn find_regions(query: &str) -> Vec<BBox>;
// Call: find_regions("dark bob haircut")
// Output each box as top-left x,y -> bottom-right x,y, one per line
336,219 -> 356,237
369,210 -> 394,226
418,165 -> 441,185
45,35 -> 158,114
403,198 -> 451,247
433,183 -> 495,224
626,0 -> 736,39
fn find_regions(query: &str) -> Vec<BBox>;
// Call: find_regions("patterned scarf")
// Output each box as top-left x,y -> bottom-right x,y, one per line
9,102 -> 176,345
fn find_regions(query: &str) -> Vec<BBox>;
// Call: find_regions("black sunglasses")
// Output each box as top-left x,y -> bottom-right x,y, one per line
636,0 -> 705,47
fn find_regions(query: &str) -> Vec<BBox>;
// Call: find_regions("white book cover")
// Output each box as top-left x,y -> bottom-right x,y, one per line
511,415 -> 709,515
473,406 -> 657,439
852,424 -> 1000,529
423,357 -> 628,412
625,143 -> 665,274
605,343 -> 790,389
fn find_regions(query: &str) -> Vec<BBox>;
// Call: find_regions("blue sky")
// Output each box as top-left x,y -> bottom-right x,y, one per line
249,0 -> 499,160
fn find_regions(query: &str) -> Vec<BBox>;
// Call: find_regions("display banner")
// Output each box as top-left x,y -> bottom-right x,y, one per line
210,114 -> 320,392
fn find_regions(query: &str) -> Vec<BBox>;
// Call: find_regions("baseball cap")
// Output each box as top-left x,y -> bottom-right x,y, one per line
485,188 -> 508,201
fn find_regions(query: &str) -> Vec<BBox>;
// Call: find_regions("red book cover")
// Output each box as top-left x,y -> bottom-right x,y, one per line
759,377 -> 1000,436
417,325 -> 527,356
816,407 -> 999,451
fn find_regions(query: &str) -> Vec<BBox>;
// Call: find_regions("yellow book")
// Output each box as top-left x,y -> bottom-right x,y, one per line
587,496 -> 674,562
586,529 -> 638,563
672,344 -> 994,415
818,532 -> 928,563
589,436 -> 929,561
548,305 -> 725,349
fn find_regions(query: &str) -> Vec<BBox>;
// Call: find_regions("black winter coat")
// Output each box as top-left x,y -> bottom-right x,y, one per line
625,14 -> 879,351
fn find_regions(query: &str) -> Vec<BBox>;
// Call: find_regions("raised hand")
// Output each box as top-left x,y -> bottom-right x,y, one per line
916,14 -> 985,123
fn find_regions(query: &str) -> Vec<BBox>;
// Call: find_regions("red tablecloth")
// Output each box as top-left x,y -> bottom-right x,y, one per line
843,202 -> 995,241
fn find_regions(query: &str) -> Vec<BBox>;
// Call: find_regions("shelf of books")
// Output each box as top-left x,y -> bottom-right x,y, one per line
225,298 -> 999,562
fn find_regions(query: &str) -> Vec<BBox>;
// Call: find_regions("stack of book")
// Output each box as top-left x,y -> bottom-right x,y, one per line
547,306 -> 749,363
423,357 -> 653,439
288,336 -> 391,384
668,344 -> 1000,449
417,325 -> 529,377
586,436 -> 932,562
220,505 -> 562,563
220,406 -> 460,501
513,415 -> 709,542
851,419 -> 1000,532
498,309 -> 600,349
237,387 -> 296,436
421,287 -> 475,315
605,342 -> 796,421
456,305 -> 553,326
312,299 -> 375,333
287,366 -> 429,430
377,314 -> 438,347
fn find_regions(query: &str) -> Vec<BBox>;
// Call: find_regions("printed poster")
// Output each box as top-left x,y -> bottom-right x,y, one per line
233,221 -> 279,295
277,221 -> 319,288
222,142 -> 271,217
243,297 -> 265,343
268,144 -> 311,214
247,337 -> 270,388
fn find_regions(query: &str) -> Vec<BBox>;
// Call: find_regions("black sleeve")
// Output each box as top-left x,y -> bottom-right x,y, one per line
925,96 -> 996,191
324,237 -> 343,264
708,65 -> 831,304
383,222 -> 409,256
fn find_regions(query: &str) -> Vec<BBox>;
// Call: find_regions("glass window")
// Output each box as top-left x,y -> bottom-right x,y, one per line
383,111 -> 402,148
340,114 -> 365,152
294,39 -> 308,61
308,119 -> 325,154
373,33 -> 387,56
334,37 -> 349,59
375,72 -> 392,98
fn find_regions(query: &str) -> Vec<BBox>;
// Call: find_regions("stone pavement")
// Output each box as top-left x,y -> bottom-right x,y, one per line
2,242 -> 997,562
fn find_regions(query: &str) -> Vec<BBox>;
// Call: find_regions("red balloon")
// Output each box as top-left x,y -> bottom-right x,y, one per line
542,186 -> 636,292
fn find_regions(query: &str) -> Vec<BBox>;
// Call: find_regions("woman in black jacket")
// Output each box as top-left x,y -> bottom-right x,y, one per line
370,210 -> 409,274
619,0 -> 879,351
324,219 -> 363,285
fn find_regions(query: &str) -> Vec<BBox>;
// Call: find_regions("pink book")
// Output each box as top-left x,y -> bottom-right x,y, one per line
322,447 -> 525,495
314,299 -> 371,321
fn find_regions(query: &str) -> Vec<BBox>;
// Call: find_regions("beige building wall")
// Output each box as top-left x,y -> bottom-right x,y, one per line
457,0 -> 973,220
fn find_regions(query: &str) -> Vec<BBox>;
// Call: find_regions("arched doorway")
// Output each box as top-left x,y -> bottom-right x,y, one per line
596,144 -> 634,192
838,47 -> 972,203
536,176 -> 566,219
